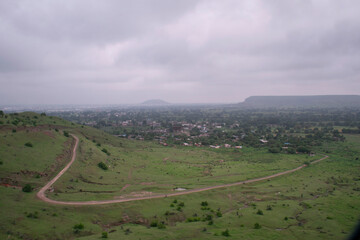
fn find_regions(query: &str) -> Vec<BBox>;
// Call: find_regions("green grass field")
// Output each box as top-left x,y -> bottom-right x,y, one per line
0,113 -> 359,239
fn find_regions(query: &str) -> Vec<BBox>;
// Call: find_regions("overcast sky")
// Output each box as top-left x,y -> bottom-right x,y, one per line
1,0 -> 359,104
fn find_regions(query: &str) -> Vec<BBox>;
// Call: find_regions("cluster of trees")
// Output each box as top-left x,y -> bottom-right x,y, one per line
50,107 -> 360,153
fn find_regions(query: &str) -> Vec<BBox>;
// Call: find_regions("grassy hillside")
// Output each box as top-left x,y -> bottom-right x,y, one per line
0,112 -> 359,239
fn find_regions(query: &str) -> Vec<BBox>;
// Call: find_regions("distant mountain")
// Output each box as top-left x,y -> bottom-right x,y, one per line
239,95 -> 360,109
141,99 -> 170,105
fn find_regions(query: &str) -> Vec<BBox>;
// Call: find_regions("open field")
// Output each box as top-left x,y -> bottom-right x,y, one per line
0,113 -> 359,239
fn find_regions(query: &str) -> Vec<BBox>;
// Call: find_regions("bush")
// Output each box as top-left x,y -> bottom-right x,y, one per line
101,148 -> 111,156
22,184 -> 32,192
268,147 -> 280,153
101,232 -> 108,238
287,148 -> 296,154
24,142 -> 33,147
256,209 -> 264,215
266,205 -> 272,211
297,146 -> 310,153
12,129 -> 16,133
73,223 -> 84,233
221,229 -> 230,237
216,211 -> 222,217
63,131 -> 70,137
150,221 -> 158,227
157,222 -> 166,229
201,201 -> 208,206
254,222 -> 261,229
98,162 -> 108,170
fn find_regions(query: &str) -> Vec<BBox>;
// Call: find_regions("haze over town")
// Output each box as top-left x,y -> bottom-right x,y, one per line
1,0 -> 359,105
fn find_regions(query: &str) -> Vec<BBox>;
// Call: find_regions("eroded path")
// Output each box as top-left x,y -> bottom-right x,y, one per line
37,134 -> 328,205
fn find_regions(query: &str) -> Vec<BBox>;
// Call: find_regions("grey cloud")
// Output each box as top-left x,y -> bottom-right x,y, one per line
1,0 -> 359,104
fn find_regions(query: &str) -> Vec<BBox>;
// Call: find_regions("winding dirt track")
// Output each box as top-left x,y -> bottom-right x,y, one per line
37,134 -> 328,206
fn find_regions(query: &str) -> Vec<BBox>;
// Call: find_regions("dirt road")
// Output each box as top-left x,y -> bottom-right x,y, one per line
37,134 -> 328,206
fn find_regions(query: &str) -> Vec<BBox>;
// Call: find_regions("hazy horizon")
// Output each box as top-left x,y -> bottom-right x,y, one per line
1,1 -> 360,105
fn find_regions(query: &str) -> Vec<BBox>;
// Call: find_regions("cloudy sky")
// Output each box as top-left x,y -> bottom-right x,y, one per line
1,0 -> 359,104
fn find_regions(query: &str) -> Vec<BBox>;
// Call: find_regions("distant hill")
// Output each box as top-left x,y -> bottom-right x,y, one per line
239,95 -> 360,108
142,99 -> 170,105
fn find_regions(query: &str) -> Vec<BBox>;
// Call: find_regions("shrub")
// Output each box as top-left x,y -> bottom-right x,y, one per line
157,222 -> 166,229
98,162 -> 108,170
12,129 -> 16,133
284,216 -> 288,220
178,202 -> 185,207
24,142 -> 33,147
216,211 -> 222,217
101,148 -> 111,156
22,184 -> 32,192
63,131 -> 69,137
297,146 -> 310,153
101,232 -> 108,238
73,223 -> 84,233
256,209 -> 264,215
266,205 -> 272,211
201,201 -> 208,206
150,221 -> 158,227
254,222 -> 261,229
268,147 -> 280,153
221,229 -> 230,237
26,211 -> 39,219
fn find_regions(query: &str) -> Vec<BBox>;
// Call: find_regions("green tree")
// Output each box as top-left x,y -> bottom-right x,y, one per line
22,184 -> 32,192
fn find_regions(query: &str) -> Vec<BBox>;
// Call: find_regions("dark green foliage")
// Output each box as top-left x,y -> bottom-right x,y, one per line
98,162 -> 108,170
26,211 -> 39,219
201,201 -> 208,206
73,223 -> 84,233
157,222 -> 166,229
63,131 -> 70,137
208,220 -> 214,225
173,199 -> 177,203
221,229 -> 230,237
268,147 -> 280,153
216,211 -> 222,217
101,232 -> 108,238
254,222 -> 261,229
40,113 -> 46,116
266,205 -> 272,210
297,146 -> 310,153
54,128 -> 59,132
73,224 -> 84,229
150,221 -> 158,227
22,184 -> 32,192
0,160 -> 3,165
102,148 -> 110,155
256,209 -> 264,215
24,142 -> 33,147
178,202 -> 185,207
284,216 -> 288,220
186,217 -> 201,222
287,148 -> 296,154
12,129 -> 16,133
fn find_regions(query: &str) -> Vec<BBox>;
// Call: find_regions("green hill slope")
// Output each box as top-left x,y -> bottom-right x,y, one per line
0,112 -> 359,240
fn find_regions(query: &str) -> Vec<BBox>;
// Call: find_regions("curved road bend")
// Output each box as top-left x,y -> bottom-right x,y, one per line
37,134 -> 328,206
